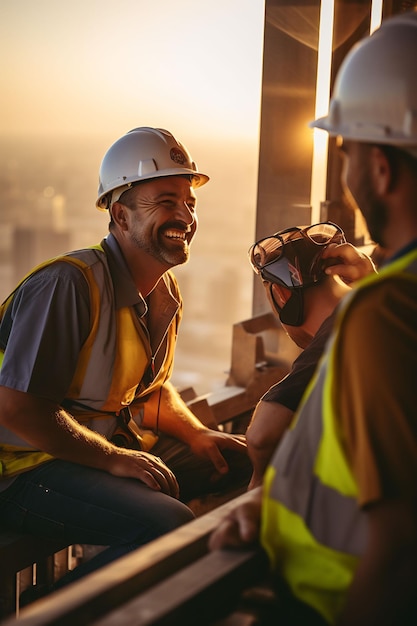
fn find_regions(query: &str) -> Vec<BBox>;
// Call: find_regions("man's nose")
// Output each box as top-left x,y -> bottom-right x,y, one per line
176,202 -> 196,226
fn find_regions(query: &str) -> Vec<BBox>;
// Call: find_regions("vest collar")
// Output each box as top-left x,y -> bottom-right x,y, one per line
102,234 -> 146,312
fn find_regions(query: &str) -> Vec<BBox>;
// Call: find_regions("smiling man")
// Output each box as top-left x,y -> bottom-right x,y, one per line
0,127 -> 250,594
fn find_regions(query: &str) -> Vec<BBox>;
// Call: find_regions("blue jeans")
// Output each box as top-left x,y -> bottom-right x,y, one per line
0,435 -> 250,588
0,458 -> 194,587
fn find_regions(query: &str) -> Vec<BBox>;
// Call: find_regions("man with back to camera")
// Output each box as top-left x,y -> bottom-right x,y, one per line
245,221 -> 376,489
210,11 -> 417,625
0,127 -> 249,592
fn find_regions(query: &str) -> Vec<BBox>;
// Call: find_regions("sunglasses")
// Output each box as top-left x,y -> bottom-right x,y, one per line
248,221 -> 345,275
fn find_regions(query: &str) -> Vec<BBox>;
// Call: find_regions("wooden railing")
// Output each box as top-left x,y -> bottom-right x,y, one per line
1,489 -> 273,626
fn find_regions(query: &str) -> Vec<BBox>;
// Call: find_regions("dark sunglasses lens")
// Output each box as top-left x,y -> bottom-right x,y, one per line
251,237 -> 284,269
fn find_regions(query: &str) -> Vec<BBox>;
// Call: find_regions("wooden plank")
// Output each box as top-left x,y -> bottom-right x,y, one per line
206,387 -> 252,424
92,549 -> 267,626
53,548 -> 72,583
0,531 -> 68,575
0,572 -> 17,619
2,490 -> 261,626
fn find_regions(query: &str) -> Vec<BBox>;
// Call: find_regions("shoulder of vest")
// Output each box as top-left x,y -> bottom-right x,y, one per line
342,248 -> 417,310
0,245 -> 106,313
328,248 -> 417,362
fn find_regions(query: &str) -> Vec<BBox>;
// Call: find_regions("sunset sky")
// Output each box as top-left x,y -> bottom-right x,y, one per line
0,0 -> 265,142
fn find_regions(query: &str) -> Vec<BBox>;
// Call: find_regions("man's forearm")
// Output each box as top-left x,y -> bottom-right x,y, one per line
0,385 -> 183,494
246,401 -> 294,483
142,381 -> 207,442
338,549 -> 417,625
247,445 -> 276,488
337,499 -> 417,625
0,386 -> 117,471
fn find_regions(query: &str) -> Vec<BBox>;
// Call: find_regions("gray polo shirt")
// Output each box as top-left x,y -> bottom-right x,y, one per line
0,233 -> 146,403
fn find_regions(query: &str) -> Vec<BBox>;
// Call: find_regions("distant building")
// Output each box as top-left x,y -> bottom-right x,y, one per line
12,226 -> 71,286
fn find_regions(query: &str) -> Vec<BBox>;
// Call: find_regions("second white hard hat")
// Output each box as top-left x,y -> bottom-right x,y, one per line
310,11 -> 417,155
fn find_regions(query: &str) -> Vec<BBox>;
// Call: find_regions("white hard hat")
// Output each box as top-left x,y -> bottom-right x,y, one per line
96,127 -> 209,211
310,11 -> 417,156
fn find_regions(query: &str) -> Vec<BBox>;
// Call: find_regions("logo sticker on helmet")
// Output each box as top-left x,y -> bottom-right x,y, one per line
170,147 -> 187,165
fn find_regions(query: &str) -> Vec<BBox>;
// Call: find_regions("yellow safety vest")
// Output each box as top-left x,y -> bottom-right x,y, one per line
261,248 -> 417,624
0,244 -> 181,478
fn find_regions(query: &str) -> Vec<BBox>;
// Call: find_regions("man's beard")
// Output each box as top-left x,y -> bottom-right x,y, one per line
131,228 -> 190,266
346,157 -> 389,248
357,178 -> 389,247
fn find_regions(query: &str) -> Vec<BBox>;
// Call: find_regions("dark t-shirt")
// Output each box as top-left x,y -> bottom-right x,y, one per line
261,312 -> 336,411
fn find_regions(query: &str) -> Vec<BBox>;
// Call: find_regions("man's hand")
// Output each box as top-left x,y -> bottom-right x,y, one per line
322,242 -> 377,284
142,382 -> 248,483
109,449 -> 179,498
209,487 -> 262,550
188,430 -> 247,480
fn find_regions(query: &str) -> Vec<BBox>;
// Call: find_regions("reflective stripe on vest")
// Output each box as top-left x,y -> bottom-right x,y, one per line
0,245 -> 180,477
261,248 -> 417,625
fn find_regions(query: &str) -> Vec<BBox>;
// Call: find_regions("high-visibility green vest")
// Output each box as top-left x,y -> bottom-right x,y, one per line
0,244 -> 181,478
261,248 -> 417,624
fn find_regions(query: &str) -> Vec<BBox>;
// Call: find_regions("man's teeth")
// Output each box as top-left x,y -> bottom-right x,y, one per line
164,230 -> 186,239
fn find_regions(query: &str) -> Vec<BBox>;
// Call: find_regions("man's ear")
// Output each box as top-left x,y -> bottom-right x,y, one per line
370,146 -> 392,195
110,202 -> 129,230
